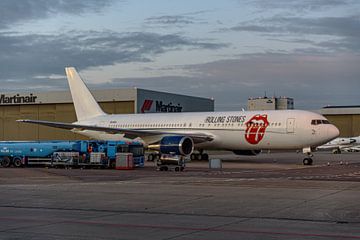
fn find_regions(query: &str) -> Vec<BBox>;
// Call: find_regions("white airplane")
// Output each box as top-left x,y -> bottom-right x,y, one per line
317,136 -> 360,154
17,67 -> 339,165
347,145 -> 360,152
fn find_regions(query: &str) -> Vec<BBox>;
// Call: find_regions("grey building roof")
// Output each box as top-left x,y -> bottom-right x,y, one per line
321,105 -> 360,115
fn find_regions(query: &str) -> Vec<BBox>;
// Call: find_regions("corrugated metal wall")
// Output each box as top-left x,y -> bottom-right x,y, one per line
0,101 -> 134,140
325,114 -> 360,137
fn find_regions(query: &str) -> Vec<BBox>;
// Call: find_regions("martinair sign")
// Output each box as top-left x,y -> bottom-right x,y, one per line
0,93 -> 38,105
141,99 -> 183,113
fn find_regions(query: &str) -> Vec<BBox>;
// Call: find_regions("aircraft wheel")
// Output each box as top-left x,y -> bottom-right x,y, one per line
201,153 -> 209,161
148,154 -> 154,162
190,153 -> 197,161
110,161 -> 116,169
303,158 -> 313,165
1,157 -> 11,168
13,157 -> 22,168
334,148 -> 341,154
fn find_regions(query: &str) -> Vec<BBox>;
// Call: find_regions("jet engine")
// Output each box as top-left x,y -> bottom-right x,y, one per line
160,136 -> 194,155
233,150 -> 261,156
149,136 -> 194,156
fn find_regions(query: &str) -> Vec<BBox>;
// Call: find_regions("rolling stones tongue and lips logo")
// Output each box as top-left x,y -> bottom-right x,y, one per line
245,114 -> 269,144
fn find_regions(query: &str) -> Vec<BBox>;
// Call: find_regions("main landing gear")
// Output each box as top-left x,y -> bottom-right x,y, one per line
302,147 -> 313,165
147,153 -> 161,162
190,150 -> 209,161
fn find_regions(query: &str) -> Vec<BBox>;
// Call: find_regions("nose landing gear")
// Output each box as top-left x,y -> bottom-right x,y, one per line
302,147 -> 313,165
303,157 -> 313,165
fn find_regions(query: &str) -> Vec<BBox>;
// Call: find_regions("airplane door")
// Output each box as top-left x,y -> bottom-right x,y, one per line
286,118 -> 295,133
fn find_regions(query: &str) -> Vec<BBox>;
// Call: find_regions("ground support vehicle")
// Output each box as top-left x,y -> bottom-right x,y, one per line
156,154 -> 186,172
0,140 -> 144,168
116,142 -> 144,167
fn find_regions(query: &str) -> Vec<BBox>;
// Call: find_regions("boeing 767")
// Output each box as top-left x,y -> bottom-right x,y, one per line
18,67 -> 339,165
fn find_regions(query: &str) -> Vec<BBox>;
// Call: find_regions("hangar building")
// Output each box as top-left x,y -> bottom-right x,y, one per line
321,106 -> 360,137
0,88 -> 214,141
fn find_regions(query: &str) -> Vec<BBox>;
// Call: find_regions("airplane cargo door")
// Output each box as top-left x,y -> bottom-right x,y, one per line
286,118 -> 295,133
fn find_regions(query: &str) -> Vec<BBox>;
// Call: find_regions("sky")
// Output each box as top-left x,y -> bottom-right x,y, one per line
0,0 -> 359,110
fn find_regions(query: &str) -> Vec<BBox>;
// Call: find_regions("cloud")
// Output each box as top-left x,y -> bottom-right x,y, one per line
272,17 -> 360,37
0,0 -> 114,29
249,0 -> 354,12
227,16 -> 360,53
108,52 -> 360,110
144,14 -> 210,29
145,15 -> 195,26
230,16 -> 360,37
0,30 -> 227,81
0,78 -> 67,92
189,52 -> 360,109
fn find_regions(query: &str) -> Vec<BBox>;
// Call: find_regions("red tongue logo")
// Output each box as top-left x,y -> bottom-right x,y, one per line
245,114 -> 269,144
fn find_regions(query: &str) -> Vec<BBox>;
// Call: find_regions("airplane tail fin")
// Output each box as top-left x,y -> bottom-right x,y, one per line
65,67 -> 105,121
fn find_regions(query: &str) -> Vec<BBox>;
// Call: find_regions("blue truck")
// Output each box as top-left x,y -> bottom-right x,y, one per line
0,140 -> 144,168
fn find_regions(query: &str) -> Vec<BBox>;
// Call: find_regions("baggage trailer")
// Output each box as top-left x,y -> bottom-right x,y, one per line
0,140 -> 144,168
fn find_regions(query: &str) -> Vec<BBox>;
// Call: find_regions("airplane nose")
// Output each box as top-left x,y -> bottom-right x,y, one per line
328,125 -> 340,140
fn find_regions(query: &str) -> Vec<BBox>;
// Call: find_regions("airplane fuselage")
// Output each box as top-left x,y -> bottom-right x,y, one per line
76,109 -> 339,151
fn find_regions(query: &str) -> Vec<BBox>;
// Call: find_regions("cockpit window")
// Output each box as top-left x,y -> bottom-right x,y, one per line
311,119 -> 331,125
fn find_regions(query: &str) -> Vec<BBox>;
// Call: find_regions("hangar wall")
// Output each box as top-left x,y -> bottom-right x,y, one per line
321,106 -> 360,137
323,114 -> 360,137
0,88 -> 214,141
0,101 -> 134,141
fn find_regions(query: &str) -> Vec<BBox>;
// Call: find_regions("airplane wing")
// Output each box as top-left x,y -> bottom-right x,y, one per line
17,119 -> 214,143
342,145 -> 360,152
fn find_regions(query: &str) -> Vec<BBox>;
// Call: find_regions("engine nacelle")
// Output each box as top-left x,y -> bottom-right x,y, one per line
159,136 -> 194,156
233,150 -> 261,156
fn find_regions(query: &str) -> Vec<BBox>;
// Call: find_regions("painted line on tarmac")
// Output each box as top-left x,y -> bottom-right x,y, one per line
0,216 -> 359,239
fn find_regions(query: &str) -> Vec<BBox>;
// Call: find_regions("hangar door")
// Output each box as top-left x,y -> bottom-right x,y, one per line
286,118 -> 295,133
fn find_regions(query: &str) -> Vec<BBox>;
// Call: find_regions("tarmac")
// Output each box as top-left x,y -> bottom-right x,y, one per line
0,151 -> 359,239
